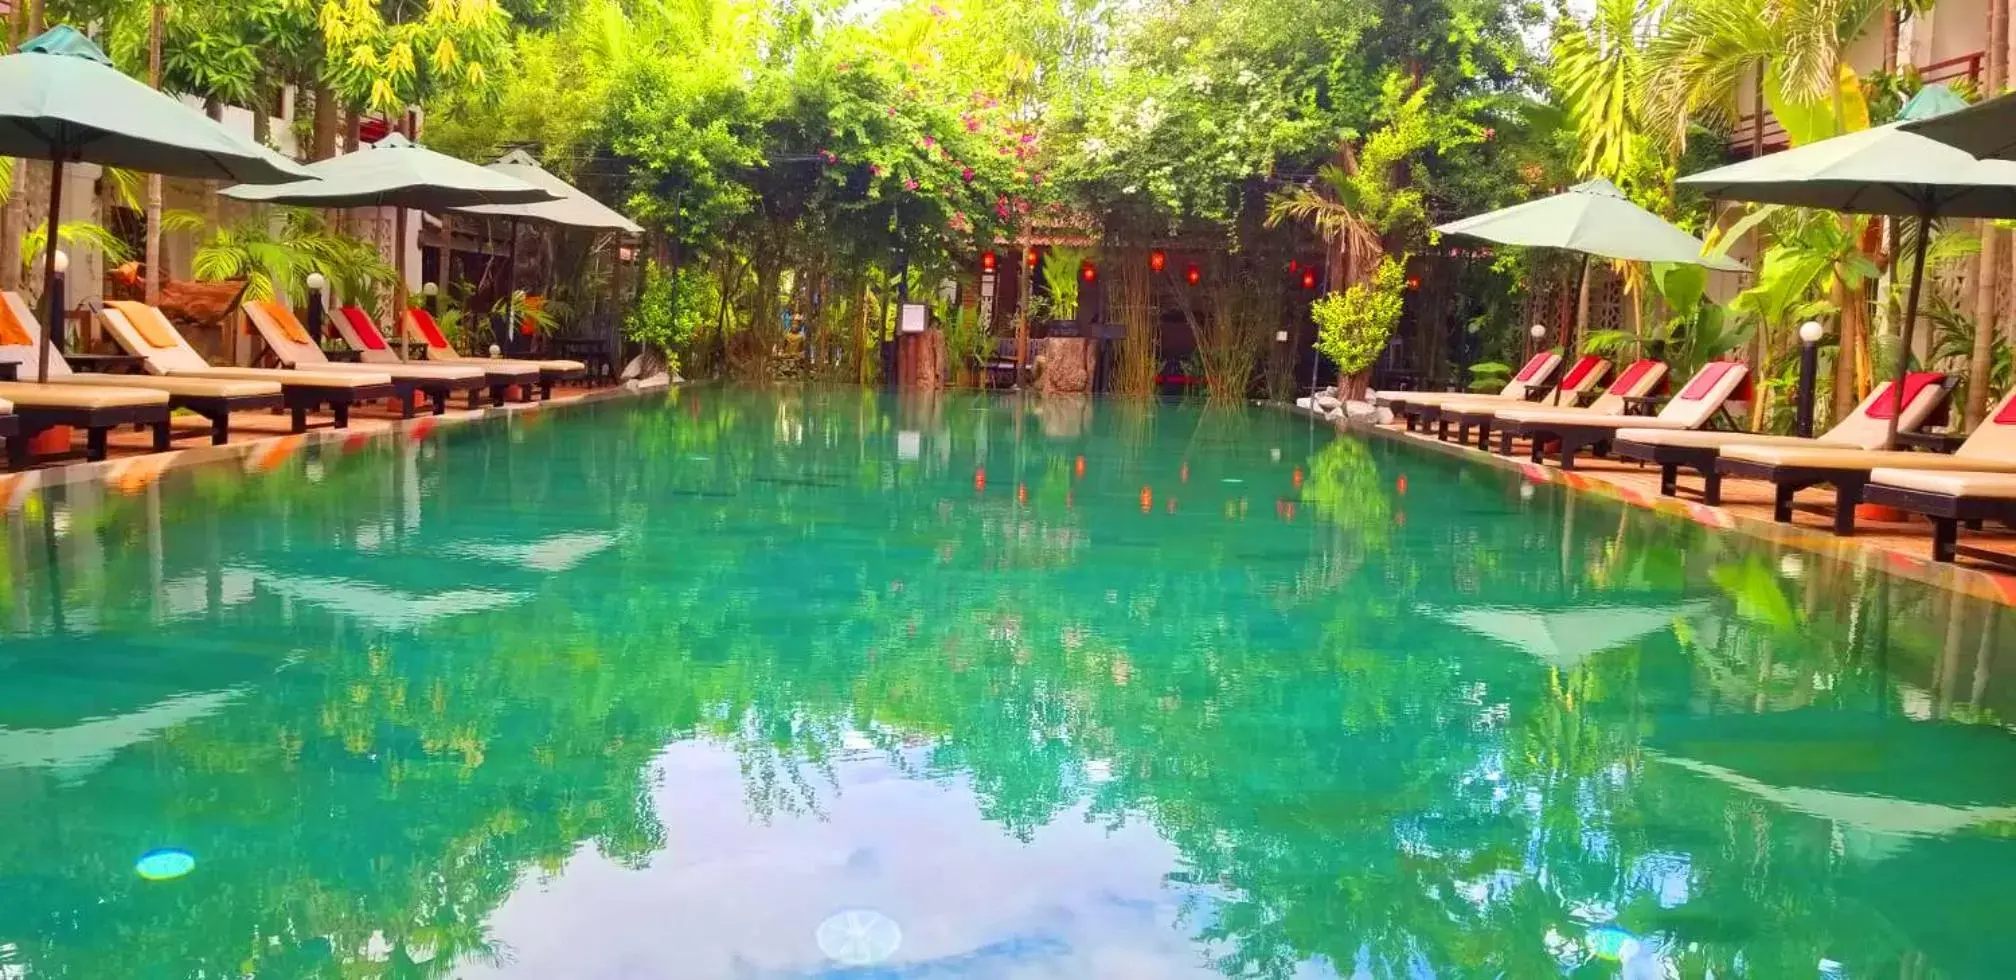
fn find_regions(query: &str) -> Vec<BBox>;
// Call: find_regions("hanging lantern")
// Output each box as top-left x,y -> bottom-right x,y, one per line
1406,276 -> 1421,291
1184,264 -> 1201,286
1287,259 -> 1299,273
1301,269 -> 1317,290
1027,247 -> 1040,268
1149,250 -> 1167,272
1081,261 -> 1097,283
981,250 -> 997,272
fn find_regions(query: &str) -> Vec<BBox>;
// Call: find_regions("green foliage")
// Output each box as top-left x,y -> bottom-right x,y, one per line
1038,246 -> 1088,320
936,300 -> 992,381
1312,256 -> 1406,378
193,208 -> 395,305
625,260 -> 706,371
18,219 -> 134,280
1467,361 -> 1513,393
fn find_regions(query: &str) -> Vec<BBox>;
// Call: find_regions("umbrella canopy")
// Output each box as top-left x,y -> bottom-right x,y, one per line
453,149 -> 642,232
1902,89 -> 2016,160
1676,122 -> 2016,218
1677,121 -> 2016,442
0,26 -> 317,382
220,133 -> 556,209
0,26 -> 314,183
1435,178 -> 1746,272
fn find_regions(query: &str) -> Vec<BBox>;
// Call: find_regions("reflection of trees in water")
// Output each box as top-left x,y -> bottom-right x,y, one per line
4,388 -> 2015,978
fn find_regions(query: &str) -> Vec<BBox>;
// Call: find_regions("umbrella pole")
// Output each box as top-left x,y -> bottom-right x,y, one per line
1558,253 -> 1590,406
36,158 -> 66,383
393,205 -> 409,362
1887,211 -> 1932,447
503,218 -> 519,355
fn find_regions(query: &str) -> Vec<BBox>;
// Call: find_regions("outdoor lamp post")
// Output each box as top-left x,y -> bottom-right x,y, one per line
423,280 -> 439,316
304,271 -> 328,343
1796,319 -> 1824,438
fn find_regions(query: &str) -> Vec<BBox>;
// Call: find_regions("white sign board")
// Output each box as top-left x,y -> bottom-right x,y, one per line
899,303 -> 929,335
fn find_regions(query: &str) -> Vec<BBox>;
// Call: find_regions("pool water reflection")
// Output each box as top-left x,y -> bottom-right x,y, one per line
2,387 -> 2014,978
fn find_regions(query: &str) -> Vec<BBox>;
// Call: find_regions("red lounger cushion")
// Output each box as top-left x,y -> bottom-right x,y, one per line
1679,361 -> 1738,401
1609,360 -> 1658,396
406,309 -> 449,349
1866,372 -> 1945,420
1559,355 -> 1605,391
342,307 -> 389,351
1513,353 -> 1552,382
1995,397 -> 2016,426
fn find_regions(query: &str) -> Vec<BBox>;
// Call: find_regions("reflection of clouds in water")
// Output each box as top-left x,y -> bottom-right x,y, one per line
0,688 -> 241,777
439,532 -> 618,573
465,742 -> 1242,979
237,565 -> 525,631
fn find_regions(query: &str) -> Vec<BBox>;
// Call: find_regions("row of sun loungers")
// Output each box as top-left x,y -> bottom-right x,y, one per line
0,293 -> 584,470
1372,354 -> 2016,569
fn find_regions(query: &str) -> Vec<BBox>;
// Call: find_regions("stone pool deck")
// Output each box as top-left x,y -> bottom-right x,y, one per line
1307,407 -> 2016,606
0,381 -> 660,508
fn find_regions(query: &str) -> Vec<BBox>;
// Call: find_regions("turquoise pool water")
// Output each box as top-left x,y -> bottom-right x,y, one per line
3,387 -> 2014,979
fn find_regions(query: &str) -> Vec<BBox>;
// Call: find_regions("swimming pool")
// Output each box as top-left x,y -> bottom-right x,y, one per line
3,386 -> 2013,978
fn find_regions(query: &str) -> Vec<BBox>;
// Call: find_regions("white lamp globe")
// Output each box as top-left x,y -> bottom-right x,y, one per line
50,249 -> 68,275
422,281 -> 439,297
1528,323 -> 1546,340
1798,320 -> 1825,344
305,271 -> 328,293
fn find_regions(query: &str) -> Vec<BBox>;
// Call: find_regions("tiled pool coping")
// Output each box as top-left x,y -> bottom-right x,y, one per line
0,382 -> 665,513
1296,404 -> 2016,608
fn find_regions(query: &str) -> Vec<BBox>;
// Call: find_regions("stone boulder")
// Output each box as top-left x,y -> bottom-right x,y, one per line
1343,400 -> 1393,425
1035,337 -> 1096,395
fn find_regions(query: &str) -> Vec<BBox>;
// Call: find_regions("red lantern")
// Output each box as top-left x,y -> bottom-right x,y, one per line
1080,261 -> 1097,283
1149,250 -> 1167,272
981,250 -> 997,272
1184,264 -> 1201,286
1301,269 -> 1317,290
1027,248 -> 1040,268
1287,259 -> 1299,273
1406,277 -> 1421,291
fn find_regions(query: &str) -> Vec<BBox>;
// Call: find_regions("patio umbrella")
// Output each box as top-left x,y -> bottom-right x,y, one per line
0,26 -> 317,382
452,149 -> 642,351
1435,179 -> 1745,403
222,134 -> 558,357
1678,122 -> 2016,443
1901,88 -> 2016,159
1423,598 -> 1711,670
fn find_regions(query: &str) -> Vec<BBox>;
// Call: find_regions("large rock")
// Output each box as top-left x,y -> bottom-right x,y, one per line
1035,337 -> 1096,395
1314,392 -> 1341,412
1343,400 -> 1393,425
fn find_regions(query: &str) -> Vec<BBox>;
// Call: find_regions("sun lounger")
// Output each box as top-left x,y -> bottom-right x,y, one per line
402,308 -> 583,401
1860,469 -> 2016,568
95,300 -> 396,432
1438,355 -> 1616,446
333,305 -> 533,408
0,380 -> 170,468
1718,388 -> 2016,535
243,300 -> 487,417
1373,352 -> 1562,431
2,291 -> 285,447
1493,360 -> 1746,469
1613,372 -> 1955,504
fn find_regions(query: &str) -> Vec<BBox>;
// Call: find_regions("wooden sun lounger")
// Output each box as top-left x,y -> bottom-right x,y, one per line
1860,470 -> 2016,568
1714,388 -> 2016,536
3,291 -> 286,447
244,300 -> 488,418
1438,355 -> 1616,447
0,380 -> 170,468
1613,373 -> 1956,504
95,300 -> 397,432
1486,359 -> 1709,468
1374,351 -> 1563,432
403,309 -> 583,401
336,307 -> 534,407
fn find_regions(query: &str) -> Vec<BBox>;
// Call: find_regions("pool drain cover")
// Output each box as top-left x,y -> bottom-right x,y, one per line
816,909 -> 901,966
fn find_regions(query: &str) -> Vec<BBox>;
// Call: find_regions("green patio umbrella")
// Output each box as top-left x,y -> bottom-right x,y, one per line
222,133 -> 557,356
1435,179 -> 1745,403
451,149 -> 641,352
1424,598 -> 1711,670
1678,122 -> 2016,443
1901,88 -> 2016,159
0,26 -> 317,382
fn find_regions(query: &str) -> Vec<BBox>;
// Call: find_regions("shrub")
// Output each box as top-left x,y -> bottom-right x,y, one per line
1312,256 -> 1407,395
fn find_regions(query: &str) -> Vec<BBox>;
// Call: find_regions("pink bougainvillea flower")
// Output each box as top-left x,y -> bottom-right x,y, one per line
1482,127 -> 1496,140
904,178 -> 919,190
922,135 -> 936,148
984,97 -> 999,108
961,167 -> 975,182
929,4 -> 946,16
965,118 -> 981,133
886,106 -> 897,116
819,148 -> 836,163
1015,197 -> 1030,213
1031,172 -> 1045,185
837,62 -> 851,72
870,164 -> 883,177
1019,132 -> 1035,145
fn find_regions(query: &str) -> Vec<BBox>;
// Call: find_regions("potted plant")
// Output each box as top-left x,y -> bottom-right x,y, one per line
1039,245 -> 1088,336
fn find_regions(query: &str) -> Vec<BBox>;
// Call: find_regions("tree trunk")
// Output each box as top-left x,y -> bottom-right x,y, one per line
311,85 -> 338,161
26,0 -> 41,37
1750,72 -> 1765,158
144,1 -> 165,304
1831,278 -> 1860,423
